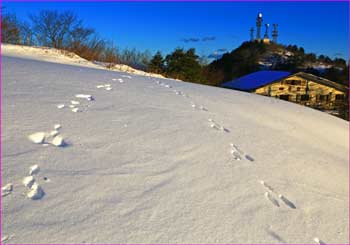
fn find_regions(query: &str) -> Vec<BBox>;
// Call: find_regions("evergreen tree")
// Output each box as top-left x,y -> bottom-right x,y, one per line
165,48 -> 206,83
148,51 -> 165,74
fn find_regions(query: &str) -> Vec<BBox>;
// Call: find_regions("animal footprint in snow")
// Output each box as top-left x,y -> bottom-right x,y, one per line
245,155 -> 254,162
260,180 -> 274,192
71,108 -> 80,113
230,144 -> 253,161
75,94 -> 93,101
219,125 -> 229,132
230,144 -> 243,154
23,176 -> 35,188
27,182 -> 44,200
265,192 -> 280,207
50,130 -> 59,137
28,132 -> 46,144
314,237 -> 326,244
1,235 -> 9,242
199,105 -> 208,111
174,90 -> 182,95
51,135 -> 65,147
1,235 -> 14,243
230,150 -> 242,160
29,164 -> 40,175
209,120 -> 219,129
279,194 -> 296,209
209,119 -> 229,133
191,103 -> 207,112
2,183 -> 13,197
230,144 -> 243,160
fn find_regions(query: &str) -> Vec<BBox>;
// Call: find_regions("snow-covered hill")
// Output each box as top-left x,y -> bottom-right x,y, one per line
1,53 -> 349,244
1,44 -> 165,78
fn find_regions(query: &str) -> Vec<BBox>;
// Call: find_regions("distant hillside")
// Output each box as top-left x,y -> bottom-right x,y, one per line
206,41 -> 349,86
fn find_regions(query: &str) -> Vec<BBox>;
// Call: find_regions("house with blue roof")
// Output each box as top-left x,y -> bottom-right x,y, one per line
222,71 -> 348,118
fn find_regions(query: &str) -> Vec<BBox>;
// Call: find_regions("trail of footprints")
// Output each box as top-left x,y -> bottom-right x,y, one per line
3,74 -> 323,244
57,94 -> 94,113
3,75 -> 129,203
152,77 -> 324,242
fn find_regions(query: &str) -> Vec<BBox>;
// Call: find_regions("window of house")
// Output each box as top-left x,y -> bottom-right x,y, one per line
279,95 -> 290,101
290,80 -> 301,85
335,94 -> 345,101
279,87 -> 284,90
319,95 -> 329,102
301,94 -> 310,101
296,95 -> 301,102
296,87 -> 301,91
285,80 -> 301,86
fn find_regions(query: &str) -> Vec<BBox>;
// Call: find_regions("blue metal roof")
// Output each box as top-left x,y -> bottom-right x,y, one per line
222,71 -> 292,91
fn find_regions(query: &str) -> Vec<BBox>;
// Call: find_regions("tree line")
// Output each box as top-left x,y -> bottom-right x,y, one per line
1,9 -> 151,70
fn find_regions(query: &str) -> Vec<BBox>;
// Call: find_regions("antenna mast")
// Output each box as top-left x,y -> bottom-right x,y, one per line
256,13 -> 263,41
250,27 -> 255,41
272,24 -> 278,43
264,23 -> 270,39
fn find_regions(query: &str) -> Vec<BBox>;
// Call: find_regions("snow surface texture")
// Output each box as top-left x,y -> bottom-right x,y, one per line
2,54 -> 349,244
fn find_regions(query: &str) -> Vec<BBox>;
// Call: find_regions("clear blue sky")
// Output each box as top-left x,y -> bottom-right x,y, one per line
3,1 -> 349,61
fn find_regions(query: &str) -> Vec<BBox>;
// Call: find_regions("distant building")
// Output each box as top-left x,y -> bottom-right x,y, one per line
222,71 -> 349,118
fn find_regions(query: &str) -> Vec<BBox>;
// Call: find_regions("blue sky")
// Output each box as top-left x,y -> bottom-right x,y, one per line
3,1 -> 349,61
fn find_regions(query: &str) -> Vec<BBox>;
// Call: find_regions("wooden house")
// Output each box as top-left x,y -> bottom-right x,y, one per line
222,71 -> 349,118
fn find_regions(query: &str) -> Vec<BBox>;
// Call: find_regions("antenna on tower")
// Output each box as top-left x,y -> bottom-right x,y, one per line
256,13 -> 263,41
272,24 -> 278,43
264,23 -> 270,39
250,27 -> 255,41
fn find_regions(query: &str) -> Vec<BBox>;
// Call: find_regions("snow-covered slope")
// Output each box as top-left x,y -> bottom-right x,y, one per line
1,44 -> 165,78
1,55 -> 349,244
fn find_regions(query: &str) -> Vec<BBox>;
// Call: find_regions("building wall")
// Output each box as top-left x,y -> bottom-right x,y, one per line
254,75 -> 345,110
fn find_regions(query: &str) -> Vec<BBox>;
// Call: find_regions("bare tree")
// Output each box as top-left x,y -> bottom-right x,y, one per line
19,21 -> 34,46
30,10 -> 79,49
68,26 -> 95,52
1,13 -> 20,44
102,43 -> 119,64
117,48 -> 151,70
